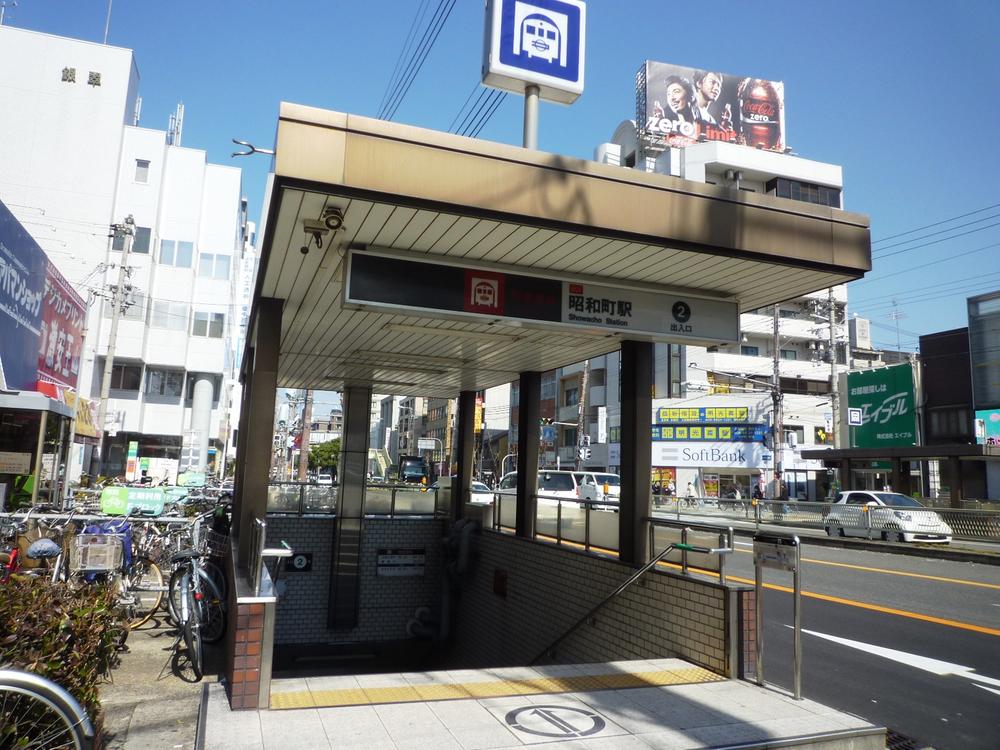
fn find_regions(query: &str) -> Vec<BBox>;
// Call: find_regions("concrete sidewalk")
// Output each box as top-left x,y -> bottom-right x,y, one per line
99,613 -> 215,749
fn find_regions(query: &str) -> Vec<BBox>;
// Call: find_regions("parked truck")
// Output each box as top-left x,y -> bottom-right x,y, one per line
397,455 -> 429,484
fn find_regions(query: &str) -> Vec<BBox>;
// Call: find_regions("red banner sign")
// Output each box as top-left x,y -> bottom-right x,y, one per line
37,259 -> 86,388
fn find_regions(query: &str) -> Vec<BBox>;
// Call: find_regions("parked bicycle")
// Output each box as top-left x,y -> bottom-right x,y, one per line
0,667 -> 95,749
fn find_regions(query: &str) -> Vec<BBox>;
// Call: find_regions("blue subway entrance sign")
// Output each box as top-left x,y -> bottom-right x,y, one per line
483,0 -> 586,104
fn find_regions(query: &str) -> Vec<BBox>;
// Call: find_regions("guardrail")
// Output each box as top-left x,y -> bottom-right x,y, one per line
647,519 -> 735,583
651,495 -> 1000,543
492,491 -> 624,552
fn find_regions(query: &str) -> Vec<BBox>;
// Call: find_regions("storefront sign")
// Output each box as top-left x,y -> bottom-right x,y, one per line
125,441 -> 139,482
0,451 -> 32,474
0,201 -> 46,391
846,365 -> 917,448
37,259 -> 85,389
346,249 -> 739,344
653,441 -> 765,468
653,424 -> 766,442
64,391 -> 100,440
99,486 -> 167,516
376,548 -> 426,577
656,406 -> 749,423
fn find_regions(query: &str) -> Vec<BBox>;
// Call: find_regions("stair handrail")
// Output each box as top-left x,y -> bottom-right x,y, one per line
529,533 -> 733,665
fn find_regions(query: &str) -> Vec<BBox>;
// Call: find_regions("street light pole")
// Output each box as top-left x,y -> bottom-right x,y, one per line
772,305 -> 784,481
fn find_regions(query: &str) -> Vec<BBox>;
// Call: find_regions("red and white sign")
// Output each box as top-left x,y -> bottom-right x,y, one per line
37,259 -> 85,388
464,270 -> 505,314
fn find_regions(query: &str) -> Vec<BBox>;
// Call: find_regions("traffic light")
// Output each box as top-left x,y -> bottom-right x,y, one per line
541,418 -> 554,425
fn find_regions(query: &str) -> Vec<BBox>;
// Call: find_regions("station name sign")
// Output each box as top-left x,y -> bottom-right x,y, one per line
345,250 -> 739,343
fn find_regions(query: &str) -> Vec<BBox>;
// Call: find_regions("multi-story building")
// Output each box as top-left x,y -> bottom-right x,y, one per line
0,26 -> 247,481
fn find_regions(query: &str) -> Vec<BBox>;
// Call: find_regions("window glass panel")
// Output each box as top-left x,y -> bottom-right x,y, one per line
176,241 -> 193,268
192,311 -> 208,336
123,292 -> 145,321
112,228 -> 126,251
199,253 -> 214,278
208,312 -> 224,338
111,364 -> 142,390
160,240 -> 175,265
132,226 -> 151,254
780,349 -> 798,360
214,255 -> 230,280
564,387 -> 579,407
741,345 -> 759,356
146,369 -> 183,397
135,159 -> 150,183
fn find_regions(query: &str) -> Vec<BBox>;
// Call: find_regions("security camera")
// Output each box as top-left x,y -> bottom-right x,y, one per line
322,207 -> 345,231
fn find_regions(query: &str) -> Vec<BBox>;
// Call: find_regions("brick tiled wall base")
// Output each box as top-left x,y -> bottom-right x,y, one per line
225,602 -> 265,710
450,531 -> 743,675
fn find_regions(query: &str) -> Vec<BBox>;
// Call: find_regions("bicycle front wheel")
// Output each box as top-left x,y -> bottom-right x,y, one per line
0,669 -> 94,749
183,585 -> 204,681
127,555 -> 164,629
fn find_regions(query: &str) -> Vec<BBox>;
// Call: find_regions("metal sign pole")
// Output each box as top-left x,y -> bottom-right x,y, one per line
793,536 -> 802,700
523,84 -> 539,150
753,532 -> 802,700
755,545 -> 764,688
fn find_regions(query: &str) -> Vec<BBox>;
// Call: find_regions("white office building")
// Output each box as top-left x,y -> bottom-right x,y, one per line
0,26 -> 248,481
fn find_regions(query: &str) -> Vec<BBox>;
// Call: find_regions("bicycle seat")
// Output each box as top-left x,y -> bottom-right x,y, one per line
169,549 -> 205,564
27,538 -> 62,560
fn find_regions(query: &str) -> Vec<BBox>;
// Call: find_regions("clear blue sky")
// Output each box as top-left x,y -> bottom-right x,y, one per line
10,0 -> 1000,352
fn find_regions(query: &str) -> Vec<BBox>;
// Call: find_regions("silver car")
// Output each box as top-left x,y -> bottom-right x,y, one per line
824,491 -> 952,543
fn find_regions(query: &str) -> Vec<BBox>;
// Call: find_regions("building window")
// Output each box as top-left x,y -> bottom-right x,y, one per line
149,300 -> 189,331
563,428 -> 577,447
741,345 -> 760,357
135,159 -> 150,183
191,311 -> 224,338
541,373 -> 557,400
109,363 -> 142,391
780,349 -> 798,360
198,253 -> 231,280
564,386 -> 579,407
160,239 -> 194,268
766,177 -> 841,208
589,369 -> 606,387
145,369 -> 184,397
184,374 -> 220,403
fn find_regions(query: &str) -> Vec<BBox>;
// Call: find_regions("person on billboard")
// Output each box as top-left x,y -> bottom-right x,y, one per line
693,70 -> 724,125
653,75 -> 696,124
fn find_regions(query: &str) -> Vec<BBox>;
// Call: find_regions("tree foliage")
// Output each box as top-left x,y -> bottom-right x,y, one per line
309,439 -> 340,471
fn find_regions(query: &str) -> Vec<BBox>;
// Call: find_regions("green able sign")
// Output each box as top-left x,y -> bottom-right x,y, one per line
846,364 -> 917,448
100,486 -> 166,516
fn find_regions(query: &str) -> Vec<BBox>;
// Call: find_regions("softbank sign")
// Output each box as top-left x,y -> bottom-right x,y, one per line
653,442 -> 764,468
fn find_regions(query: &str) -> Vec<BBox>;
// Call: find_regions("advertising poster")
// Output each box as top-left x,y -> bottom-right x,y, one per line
846,364 -> 917,448
975,409 -> 1000,446
639,61 -> 785,152
0,200 -> 46,391
37,259 -> 85,388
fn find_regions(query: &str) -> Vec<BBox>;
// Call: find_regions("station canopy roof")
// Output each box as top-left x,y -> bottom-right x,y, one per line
253,103 -> 871,398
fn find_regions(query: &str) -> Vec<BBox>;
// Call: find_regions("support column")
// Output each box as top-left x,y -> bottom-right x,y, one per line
516,372 -> 541,539
620,340 -> 652,565
948,455 -> 963,508
839,459 -> 852,491
328,384 -> 372,629
236,299 -> 282,567
191,373 -> 214,471
455,390 -> 476,521
231,347 -> 254,544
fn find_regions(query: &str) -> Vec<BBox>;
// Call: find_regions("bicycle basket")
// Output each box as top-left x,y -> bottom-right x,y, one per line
200,529 -> 230,557
70,533 -> 125,572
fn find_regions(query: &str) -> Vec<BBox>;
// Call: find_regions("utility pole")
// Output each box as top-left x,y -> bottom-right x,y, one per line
575,360 -> 590,470
298,389 -> 312,481
828,288 -> 839,448
92,215 -> 134,478
771,304 -> 783,480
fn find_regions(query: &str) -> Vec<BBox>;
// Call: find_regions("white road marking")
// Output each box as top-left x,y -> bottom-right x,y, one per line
794,627 -> 1000,691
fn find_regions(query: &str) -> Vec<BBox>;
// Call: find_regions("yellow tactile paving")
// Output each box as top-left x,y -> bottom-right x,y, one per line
362,686 -> 421,703
270,664 -> 724,710
411,683 -> 473,701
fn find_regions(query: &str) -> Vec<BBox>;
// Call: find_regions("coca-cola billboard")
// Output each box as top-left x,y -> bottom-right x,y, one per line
637,61 -> 785,152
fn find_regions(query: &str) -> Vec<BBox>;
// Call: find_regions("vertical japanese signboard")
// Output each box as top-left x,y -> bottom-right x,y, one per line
845,364 -> 917,448
0,201 -> 46,391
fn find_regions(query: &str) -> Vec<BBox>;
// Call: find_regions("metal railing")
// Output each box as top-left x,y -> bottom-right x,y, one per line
265,481 -> 448,517
648,519 -> 735,583
492,491 -> 624,552
249,517 -> 266,596
530,535 -> 733,665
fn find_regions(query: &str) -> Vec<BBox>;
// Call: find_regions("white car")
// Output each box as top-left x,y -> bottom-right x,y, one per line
824,491 -> 952,544
428,478 -> 495,505
574,471 -> 621,511
315,474 -> 333,486
496,470 -> 581,506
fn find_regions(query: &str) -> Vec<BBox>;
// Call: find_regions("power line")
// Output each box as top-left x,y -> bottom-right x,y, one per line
850,269 -> 1000,305
872,202 -> 1000,244
378,0 -> 457,122
871,220 -> 1000,261
851,279 -> 1000,314
873,213 -> 1000,257
376,0 -> 433,119
852,241 -> 1000,285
